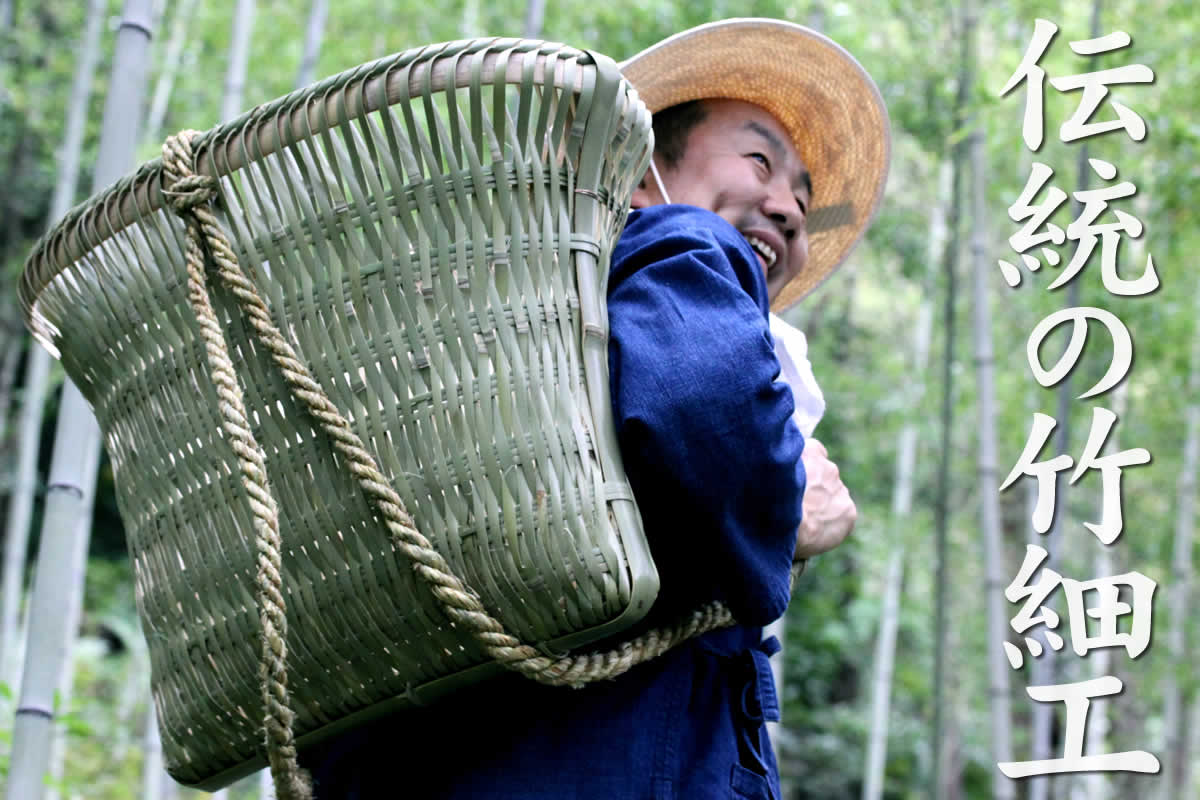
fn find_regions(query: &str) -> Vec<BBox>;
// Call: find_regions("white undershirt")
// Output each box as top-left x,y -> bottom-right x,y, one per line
769,313 -> 825,438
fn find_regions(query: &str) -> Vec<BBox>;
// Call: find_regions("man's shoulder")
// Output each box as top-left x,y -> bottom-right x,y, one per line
620,204 -> 745,250
614,205 -> 765,307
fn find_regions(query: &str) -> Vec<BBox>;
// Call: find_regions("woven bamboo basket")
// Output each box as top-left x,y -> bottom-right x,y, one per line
21,39 -> 662,789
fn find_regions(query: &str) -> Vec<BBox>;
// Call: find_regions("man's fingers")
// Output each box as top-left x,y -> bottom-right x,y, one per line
803,436 -> 828,459
793,438 -> 856,558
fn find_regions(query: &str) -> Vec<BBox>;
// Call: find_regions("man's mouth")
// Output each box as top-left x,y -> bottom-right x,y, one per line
744,235 -> 778,270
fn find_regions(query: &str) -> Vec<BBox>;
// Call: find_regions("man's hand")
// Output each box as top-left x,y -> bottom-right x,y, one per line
794,438 -> 857,559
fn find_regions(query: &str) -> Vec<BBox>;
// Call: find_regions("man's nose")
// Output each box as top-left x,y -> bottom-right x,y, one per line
762,180 -> 803,242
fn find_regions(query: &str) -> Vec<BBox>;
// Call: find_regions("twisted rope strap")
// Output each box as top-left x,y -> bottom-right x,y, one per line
161,133 -> 313,800
161,127 -> 801,794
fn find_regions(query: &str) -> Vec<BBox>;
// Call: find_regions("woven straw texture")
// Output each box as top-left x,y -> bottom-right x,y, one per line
21,39 -> 659,789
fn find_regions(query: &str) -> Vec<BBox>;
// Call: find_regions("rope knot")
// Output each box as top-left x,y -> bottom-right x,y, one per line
162,129 -> 217,213
164,173 -> 218,212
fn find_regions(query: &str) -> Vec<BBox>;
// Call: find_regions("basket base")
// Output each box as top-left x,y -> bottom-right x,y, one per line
184,577 -> 657,792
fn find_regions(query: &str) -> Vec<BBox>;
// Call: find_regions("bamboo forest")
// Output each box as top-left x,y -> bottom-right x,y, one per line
0,0 -> 1195,798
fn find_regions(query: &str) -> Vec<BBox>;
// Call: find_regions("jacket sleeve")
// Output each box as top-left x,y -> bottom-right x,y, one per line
607,207 -> 806,626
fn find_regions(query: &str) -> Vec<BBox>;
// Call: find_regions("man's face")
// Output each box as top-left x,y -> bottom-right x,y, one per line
637,99 -> 812,302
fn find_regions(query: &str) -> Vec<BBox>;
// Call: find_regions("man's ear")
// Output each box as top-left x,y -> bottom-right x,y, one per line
632,156 -> 672,208
631,174 -> 653,209
632,159 -> 671,208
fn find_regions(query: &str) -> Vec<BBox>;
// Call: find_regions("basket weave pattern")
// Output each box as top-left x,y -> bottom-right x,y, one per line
22,39 -> 656,787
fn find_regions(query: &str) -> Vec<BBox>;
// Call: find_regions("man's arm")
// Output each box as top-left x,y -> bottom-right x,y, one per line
607,206 -> 805,627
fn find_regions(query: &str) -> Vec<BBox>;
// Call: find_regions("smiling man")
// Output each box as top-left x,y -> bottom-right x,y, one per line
304,19 -> 888,800
632,99 -> 812,298
601,19 -> 888,797
611,17 -> 891,586
606,98 -> 828,635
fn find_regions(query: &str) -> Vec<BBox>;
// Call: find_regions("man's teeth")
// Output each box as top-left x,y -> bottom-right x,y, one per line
745,235 -> 777,268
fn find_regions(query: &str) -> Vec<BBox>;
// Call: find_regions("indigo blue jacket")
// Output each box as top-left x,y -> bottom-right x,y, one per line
302,206 -> 806,800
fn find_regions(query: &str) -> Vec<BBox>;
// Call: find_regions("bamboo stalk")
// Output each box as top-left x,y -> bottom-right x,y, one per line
0,347 -> 50,686
523,0 -> 546,38
933,6 -> 969,791
1161,248 -> 1199,800
143,0 -> 201,146
863,162 -> 945,800
221,0 -> 256,123
5,420 -> 102,800
967,16 -> 1016,798
45,485 -> 96,800
0,333 -> 22,444
294,0 -> 328,89
4,2 -> 155,797
142,702 -> 165,800
0,0 -> 105,694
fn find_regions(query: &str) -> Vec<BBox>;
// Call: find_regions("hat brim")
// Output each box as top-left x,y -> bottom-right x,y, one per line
619,19 -> 890,311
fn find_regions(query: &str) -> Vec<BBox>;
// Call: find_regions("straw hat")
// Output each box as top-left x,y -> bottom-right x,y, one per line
619,18 -> 891,311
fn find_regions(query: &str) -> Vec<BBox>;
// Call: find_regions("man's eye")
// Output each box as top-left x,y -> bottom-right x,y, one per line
748,152 -> 770,169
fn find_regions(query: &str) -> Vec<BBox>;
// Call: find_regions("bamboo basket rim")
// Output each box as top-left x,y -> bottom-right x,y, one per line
20,37 -> 598,334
